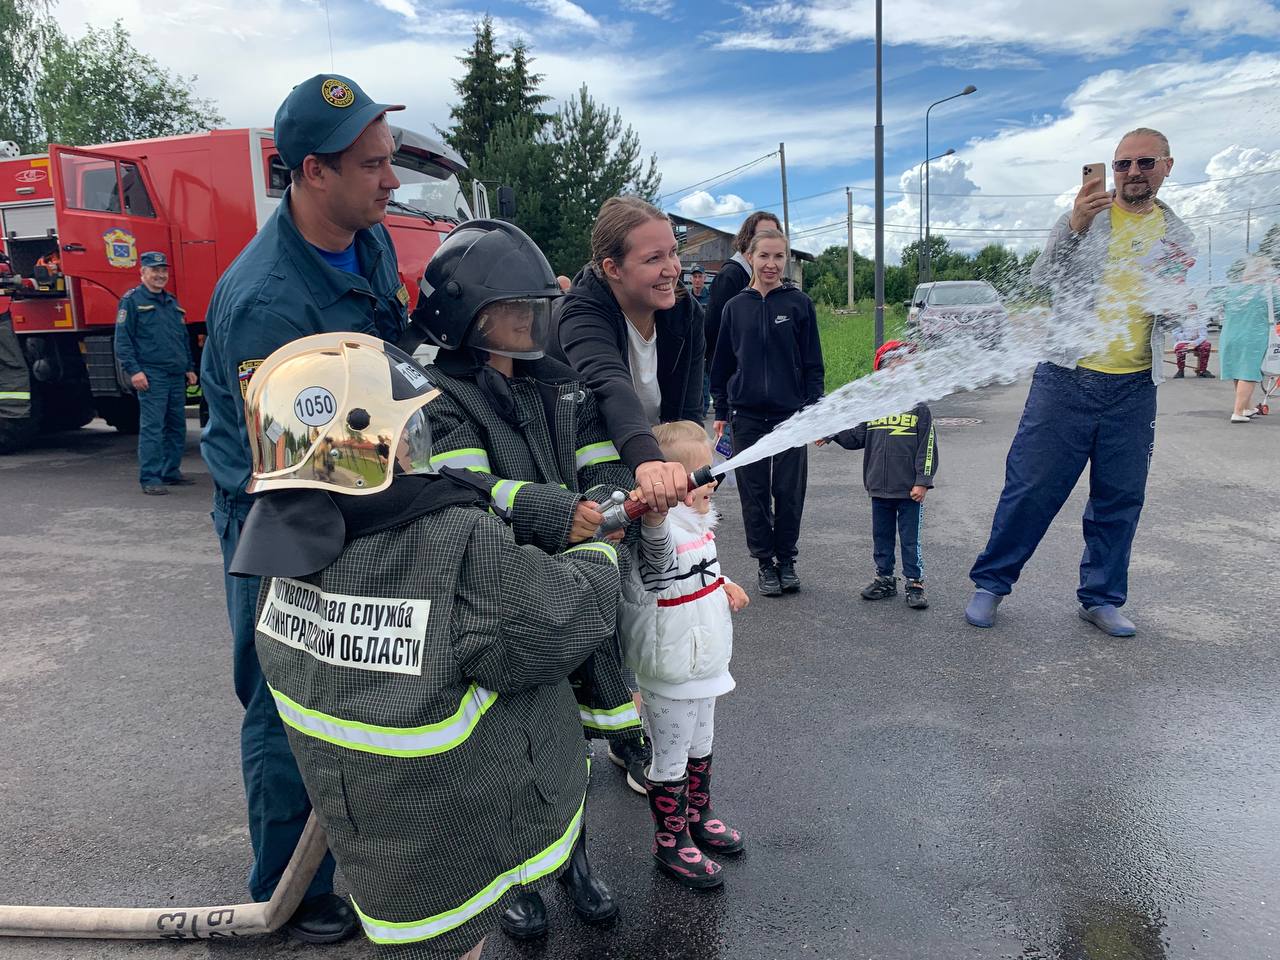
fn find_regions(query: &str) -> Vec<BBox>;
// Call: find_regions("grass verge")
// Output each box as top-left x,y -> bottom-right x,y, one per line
817,299 -> 907,391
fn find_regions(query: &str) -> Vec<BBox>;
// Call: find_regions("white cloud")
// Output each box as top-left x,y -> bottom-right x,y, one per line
871,53 -> 1280,272
711,0 -> 1280,54
621,0 -> 677,16
675,191 -> 754,218
370,0 -> 416,19
522,0 -> 602,31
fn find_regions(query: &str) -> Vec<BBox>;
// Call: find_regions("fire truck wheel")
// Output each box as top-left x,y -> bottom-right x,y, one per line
98,395 -> 140,434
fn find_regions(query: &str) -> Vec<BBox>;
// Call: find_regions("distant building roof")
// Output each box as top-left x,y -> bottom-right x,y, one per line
668,212 -> 815,262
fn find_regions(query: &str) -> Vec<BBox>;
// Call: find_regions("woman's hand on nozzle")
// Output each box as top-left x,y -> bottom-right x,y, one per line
635,460 -> 690,512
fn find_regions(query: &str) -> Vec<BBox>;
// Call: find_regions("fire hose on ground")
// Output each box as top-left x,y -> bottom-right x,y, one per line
0,813 -> 327,940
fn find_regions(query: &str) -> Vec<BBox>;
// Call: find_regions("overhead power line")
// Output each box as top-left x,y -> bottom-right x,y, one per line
671,167 -> 1280,226
656,151 -> 779,203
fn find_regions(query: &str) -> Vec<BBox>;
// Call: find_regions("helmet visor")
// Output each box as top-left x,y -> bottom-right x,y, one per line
467,297 -> 553,360
398,406 -> 434,475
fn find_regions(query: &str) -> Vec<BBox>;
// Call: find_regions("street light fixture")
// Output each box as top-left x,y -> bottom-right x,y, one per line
923,84 -> 976,282
918,148 -> 955,276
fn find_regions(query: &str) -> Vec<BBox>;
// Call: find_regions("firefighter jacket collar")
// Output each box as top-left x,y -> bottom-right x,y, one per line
277,186 -> 393,309
230,474 -> 487,578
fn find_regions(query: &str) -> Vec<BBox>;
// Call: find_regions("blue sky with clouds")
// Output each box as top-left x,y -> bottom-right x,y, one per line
55,0 -> 1280,275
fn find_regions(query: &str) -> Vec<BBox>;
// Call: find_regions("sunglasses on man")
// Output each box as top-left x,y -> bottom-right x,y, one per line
1112,156 -> 1169,172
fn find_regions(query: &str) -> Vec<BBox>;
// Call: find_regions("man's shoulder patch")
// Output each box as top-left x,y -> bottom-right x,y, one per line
238,359 -> 264,399
395,283 -> 410,307
116,309 -> 128,325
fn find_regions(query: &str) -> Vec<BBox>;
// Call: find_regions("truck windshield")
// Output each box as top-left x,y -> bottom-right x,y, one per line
392,153 -> 471,221
929,283 -> 1000,306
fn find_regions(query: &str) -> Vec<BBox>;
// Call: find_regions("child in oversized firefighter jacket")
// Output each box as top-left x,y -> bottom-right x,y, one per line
819,340 -> 940,610
229,332 -> 621,960
401,219 -> 637,942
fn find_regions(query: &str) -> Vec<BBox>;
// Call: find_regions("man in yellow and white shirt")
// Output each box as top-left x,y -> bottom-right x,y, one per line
967,128 -> 1197,638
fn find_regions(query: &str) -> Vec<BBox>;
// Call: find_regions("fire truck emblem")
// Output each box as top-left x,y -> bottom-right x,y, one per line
15,168 -> 47,184
102,228 -> 138,269
322,80 -> 355,108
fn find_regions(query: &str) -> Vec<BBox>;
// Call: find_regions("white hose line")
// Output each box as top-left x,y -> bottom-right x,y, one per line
0,813 -> 328,940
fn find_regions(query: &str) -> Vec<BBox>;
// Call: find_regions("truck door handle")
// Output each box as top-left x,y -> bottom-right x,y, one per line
62,243 -> 86,252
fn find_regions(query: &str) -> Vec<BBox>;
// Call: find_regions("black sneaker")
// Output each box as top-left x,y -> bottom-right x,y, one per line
1172,369 -> 1186,378
860,575 -> 897,600
777,560 -> 801,593
905,579 -> 929,609
607,736 -> 649,795
1197,370 -> 1216,378
758,563 -> 783,597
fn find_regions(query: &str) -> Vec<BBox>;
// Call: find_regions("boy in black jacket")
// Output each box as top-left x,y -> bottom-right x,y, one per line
819,341 -> 939,609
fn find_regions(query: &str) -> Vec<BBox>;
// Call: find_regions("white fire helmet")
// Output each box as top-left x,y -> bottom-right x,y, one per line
243,332 -> 441,496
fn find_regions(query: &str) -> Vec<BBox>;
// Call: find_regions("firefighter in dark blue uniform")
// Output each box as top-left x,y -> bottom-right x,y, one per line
114,251 -> 196,494
198,74 -> 410,944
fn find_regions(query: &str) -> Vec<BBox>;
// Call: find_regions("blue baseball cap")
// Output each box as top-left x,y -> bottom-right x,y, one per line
274,75 -> 405,170
690,265 -> 705,274
140,251 -> 169,268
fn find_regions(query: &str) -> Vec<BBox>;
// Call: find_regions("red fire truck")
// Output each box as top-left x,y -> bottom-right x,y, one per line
0,126 -> 483,453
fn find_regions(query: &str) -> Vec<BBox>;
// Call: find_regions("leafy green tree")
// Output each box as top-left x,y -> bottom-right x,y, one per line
809,273 -> 844,306
972,243 -> 1022,293
1258,223 -> 1280,266
36,21 -> 222,146
542,85 -> 661,271
0,0 -> 59,153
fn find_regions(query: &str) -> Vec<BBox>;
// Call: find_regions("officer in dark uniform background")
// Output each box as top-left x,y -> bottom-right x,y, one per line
113,250 -> 196,494
199,73 -> 409,944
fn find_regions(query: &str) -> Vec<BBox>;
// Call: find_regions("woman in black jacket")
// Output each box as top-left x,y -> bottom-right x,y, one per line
704,211 -> 782,376
557,197 -> 705,511
711,228 -> 825,597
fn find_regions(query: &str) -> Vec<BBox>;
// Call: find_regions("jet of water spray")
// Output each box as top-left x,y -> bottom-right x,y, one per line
714,267 -> 1202,477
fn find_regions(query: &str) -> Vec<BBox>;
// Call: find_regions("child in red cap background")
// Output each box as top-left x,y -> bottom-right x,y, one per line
817,341 -> 940,609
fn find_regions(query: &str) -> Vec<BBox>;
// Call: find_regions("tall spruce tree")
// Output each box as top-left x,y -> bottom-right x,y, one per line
505,41 -> 552,128
480,115 -> 556,252
440,17 -> 510,170
544,85 -> 661,271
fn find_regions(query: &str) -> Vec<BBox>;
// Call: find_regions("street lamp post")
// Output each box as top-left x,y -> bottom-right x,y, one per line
918,148 -> 954,279
923,84 -> 976,282
873,0 -> 885,350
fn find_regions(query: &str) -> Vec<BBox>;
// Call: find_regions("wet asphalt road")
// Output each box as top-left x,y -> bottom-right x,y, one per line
1,363 -> 1277,960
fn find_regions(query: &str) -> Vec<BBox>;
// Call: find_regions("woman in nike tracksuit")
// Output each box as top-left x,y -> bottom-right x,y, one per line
710,228 -> 825,597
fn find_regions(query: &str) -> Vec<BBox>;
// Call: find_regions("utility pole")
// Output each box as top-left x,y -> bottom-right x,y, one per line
873,0 -> 884,350
1246,206 -> 1252,253
1207,225 -> 1213,282
847,187 -> 855,308
779,142 -> 792,280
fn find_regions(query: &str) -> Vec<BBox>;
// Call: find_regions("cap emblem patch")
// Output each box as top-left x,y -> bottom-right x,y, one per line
321,79 -> 355,108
